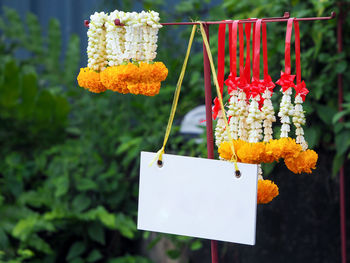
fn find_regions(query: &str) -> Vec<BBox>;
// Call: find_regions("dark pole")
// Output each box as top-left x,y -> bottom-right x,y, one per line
337,4 -> 346,263
202,23 -> 219,263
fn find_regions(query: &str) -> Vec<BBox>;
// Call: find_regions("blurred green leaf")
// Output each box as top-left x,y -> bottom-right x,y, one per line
86,249 -> 103,262
88,222 -> 105,245
66,242 -> 86,261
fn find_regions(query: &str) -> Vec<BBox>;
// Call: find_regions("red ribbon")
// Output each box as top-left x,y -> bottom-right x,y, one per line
244,23 -> 252,83
213,22 -> 227,120
276,18 -> 296,92
262,22 -> 275,92
217,22 -> 226,95
276,71 -> 296,92
225,20 -> 239,94
212,97 -> 221,120
294,20 -> 309,101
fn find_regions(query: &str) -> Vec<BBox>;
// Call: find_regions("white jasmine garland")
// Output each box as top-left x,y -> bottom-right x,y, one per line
293,94 -> 308,150
246,96 -> 263,143
140,11 -> 162,62
261,89 -> 276,142
87,12 -> 108,71
258,164 -> 263,180
106,11 -> 127,66
215,111 -> 227,147
227,90 -> 239,140
123,12 -> 141,61
278,87 -> 294,138
237,91 -> 249,141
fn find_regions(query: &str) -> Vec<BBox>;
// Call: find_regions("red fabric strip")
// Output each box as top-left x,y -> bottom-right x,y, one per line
285,18 -> 294,74
253,19 -> 262,81
229,24 -> 232,72
217,23 -> 226,95
294,20 -> 301,84
230,20 -> 239,77
244,23 -> 252,82
262,22 -> 268,79
239,23 -> 244,76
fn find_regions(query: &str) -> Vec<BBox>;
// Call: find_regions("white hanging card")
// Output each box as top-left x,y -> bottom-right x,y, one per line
137,151 -> 258,245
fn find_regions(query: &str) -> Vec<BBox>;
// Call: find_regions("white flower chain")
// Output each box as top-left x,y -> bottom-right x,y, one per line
293,94 -> 308,150
227,90 -> 239,140
258,164 -> 263,180
123,11 -> 162,62
261,90 -> 276,142
247,96 -> 263,143
278,87 -> 294,138
237,91 -> 249,141
87,12 -> 108,71
106,11 -> 127,66
214,112 -> 227,147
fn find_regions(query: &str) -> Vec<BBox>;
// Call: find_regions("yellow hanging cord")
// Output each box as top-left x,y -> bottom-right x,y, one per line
199,22 -> 239,171
150,25 -> 197,166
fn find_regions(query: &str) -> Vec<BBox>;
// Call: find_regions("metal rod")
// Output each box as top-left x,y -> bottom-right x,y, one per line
84,12 -> 335,28
202,23 -> 218,263
161,12 -> 335,25
337,3 -> 347,263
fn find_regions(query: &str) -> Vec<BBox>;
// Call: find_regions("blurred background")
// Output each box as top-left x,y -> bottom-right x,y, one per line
0,0 -> 349,262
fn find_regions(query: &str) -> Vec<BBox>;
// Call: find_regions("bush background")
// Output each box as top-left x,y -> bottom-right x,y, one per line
0,0 -> 349,262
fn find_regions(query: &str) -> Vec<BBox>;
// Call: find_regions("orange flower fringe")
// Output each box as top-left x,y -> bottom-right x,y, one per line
77,67 -> 106,93
100,66 -> 129,94
218,138 -> 318,174
77,62 -> 168,96
284,149 -> 318,174
257,179 -> 279,204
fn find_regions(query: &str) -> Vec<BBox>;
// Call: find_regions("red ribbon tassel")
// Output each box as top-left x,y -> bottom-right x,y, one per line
276,18 -> 296,90
212,22 -> 227,120
262,22 -> 275,91
225,20 -> 239,94
294,20 -> 309,101
217,23 -> 226,95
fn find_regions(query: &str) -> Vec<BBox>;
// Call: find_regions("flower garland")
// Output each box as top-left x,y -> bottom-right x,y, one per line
276,72 -> 295,138
213,98 -> 227,147
237,89 -> 249,141
77,10 -> 168,96
257,179 -> 279,204
246,86 -> 263,143
106,11 -> 127,66
261,78 -> 276,142
87,12 -> 108,72
218,138 -> 317,174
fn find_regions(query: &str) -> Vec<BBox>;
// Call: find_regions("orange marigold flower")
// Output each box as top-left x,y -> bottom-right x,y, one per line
218,141 -> 233,160
264,139 -> 283,162
150,62 -> 168,82
284,149 -> 318,174
257,179 -> 279,204
142,82 -> 162,96
100,66 -> 129,94
279,137 -> 302,159
138,62 -> 153,82
218,140 -> 245,162
237,142 -> 265,164
77,67 -> 106,93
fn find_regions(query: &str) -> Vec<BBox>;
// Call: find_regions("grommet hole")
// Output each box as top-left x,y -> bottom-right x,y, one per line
235,170 -> 241,178
157,160 -> 163,168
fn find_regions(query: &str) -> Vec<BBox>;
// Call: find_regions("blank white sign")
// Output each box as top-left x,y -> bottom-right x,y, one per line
137,152 -> 258,245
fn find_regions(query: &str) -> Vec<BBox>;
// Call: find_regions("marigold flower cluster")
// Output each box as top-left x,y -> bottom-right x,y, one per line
218,138 -> 318,174
77,10 -> 168,96
257,179 -> 279,204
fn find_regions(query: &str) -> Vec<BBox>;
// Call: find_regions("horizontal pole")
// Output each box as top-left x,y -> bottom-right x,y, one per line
161,12 -> 335,26
84,12 -> 335,28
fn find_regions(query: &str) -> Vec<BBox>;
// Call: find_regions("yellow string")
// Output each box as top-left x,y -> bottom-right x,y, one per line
150,25 -> 197,166
199,22 -> 239,171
